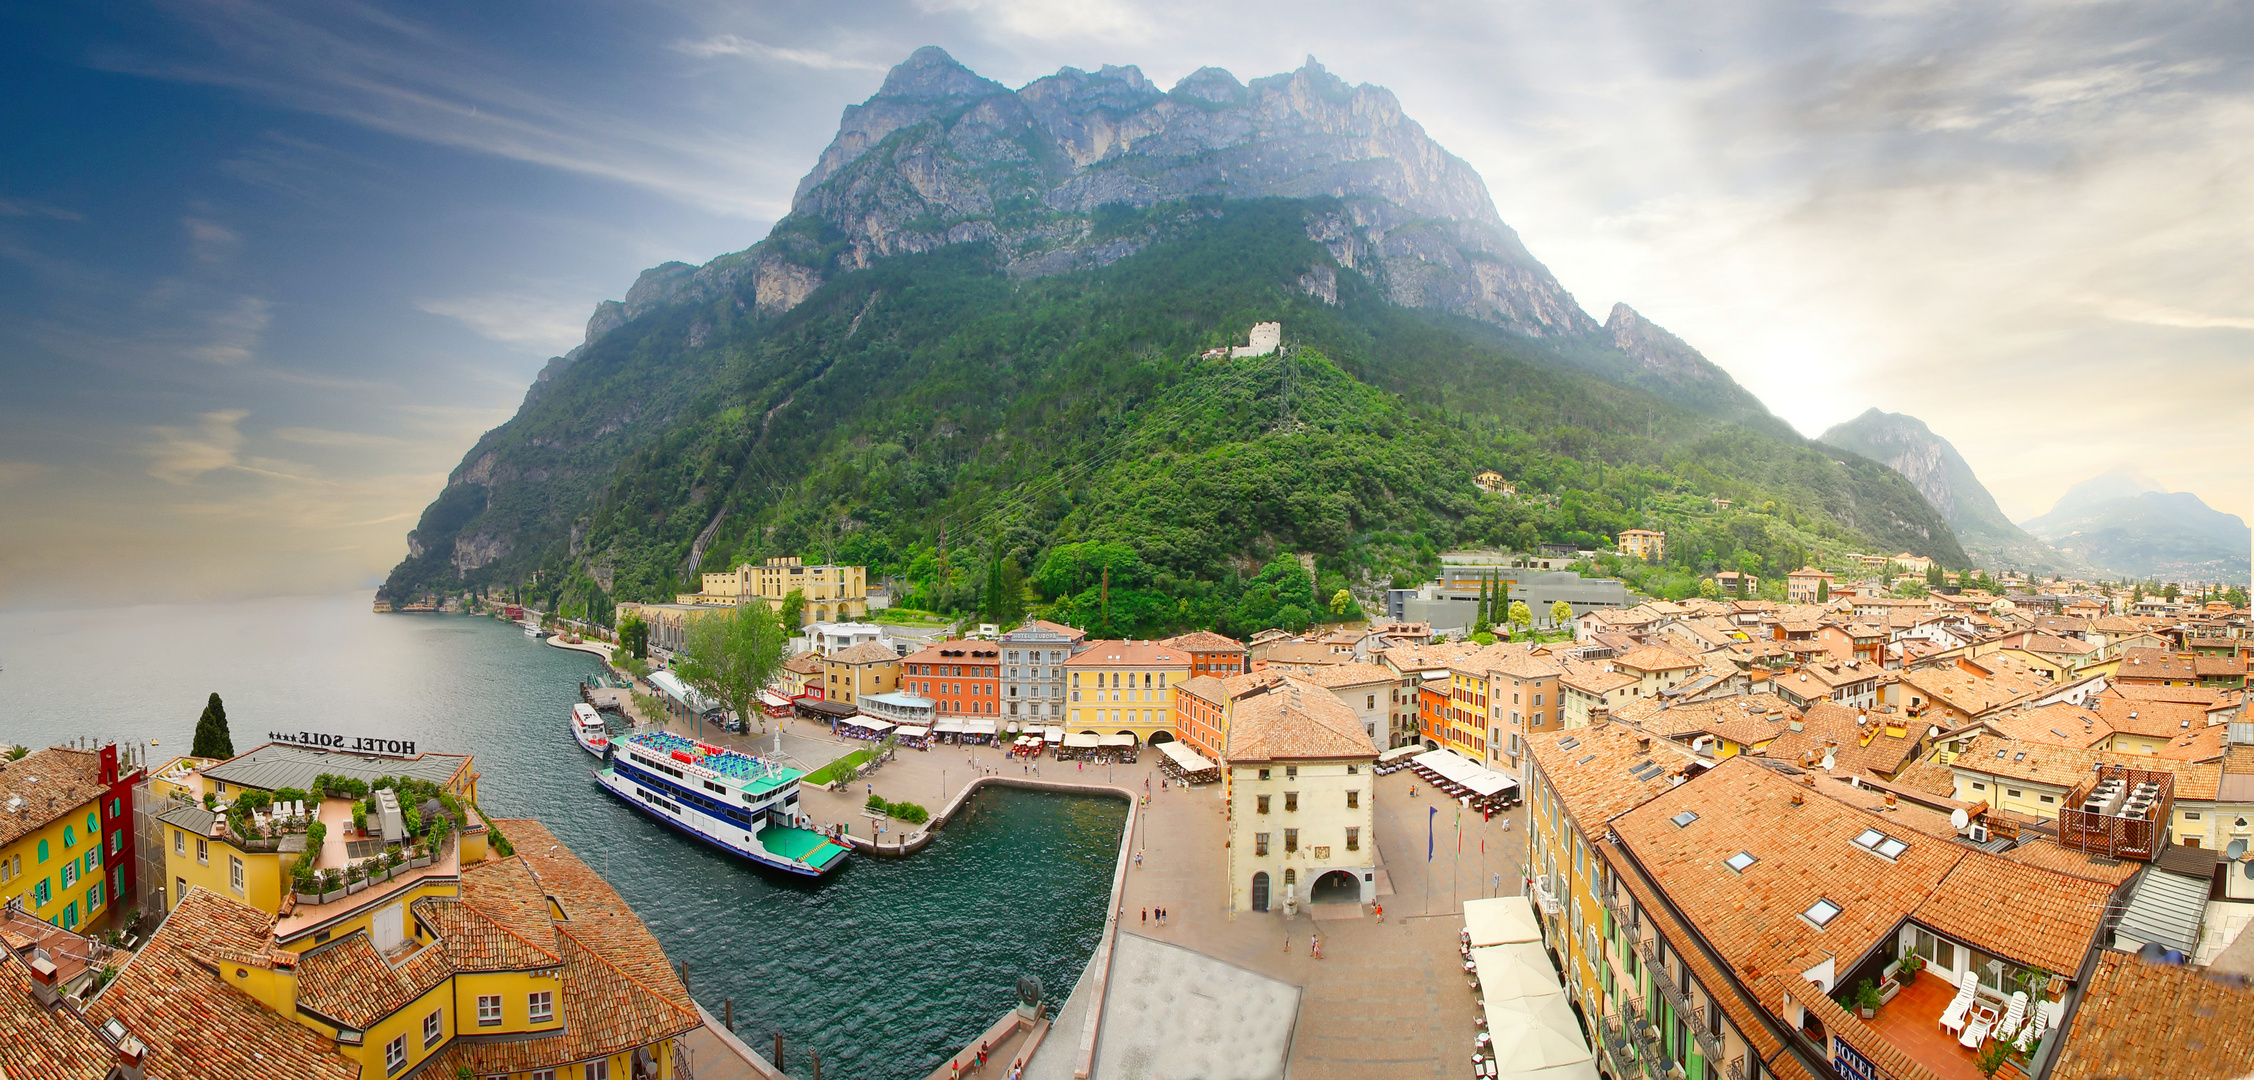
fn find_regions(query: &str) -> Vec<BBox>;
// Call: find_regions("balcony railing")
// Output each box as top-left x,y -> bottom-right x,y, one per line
1619,998 -> 1668,1077
1639,939 -> 1726,1066
1599,1013 -> 1656,1080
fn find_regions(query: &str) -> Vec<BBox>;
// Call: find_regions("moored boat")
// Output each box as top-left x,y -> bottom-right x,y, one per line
570,702 -> 609,756
595,730 -> 848,877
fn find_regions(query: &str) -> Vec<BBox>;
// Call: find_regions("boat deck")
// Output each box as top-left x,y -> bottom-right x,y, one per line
760,824 -> 849,870
631,730 -> 801,794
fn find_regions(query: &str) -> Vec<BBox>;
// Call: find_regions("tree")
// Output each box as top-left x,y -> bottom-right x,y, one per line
1329,589 -> 1353,617
1817,579 -> 1829,602
2162,582 -> 2181,601
192,692 -> 234,760
617,614 -> 650,660
778,588 -> 807,630
1508,600 -> 1533,635
1476,573 -> 1491,630
1277,604 -> 1313,633
1926,563 -> 1944,588
674,604 -> 790,737
1550,600 -> 1573,627
1698,577 -> 1722,600
1496,577 -> 1511,631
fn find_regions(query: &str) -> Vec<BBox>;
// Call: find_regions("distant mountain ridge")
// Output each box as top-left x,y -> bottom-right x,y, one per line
1818,409 -> 2080,573
2021,473 -> 2251,584
381,50 -> 1968,610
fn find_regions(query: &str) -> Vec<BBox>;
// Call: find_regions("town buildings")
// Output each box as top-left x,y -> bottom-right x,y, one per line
679,556 -> 871,625
1161,630 -> 1250,677
1221,683 -> 1378,913
823,640 -> 905,707
0,744 -> 145,935
1065,639 -> 1192,746
999,618 -> 1087,722
1617,529 -> 1666,561
900,639 -> 1004,716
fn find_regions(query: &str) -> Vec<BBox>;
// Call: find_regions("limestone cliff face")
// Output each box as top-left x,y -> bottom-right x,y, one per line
1818,408 -> 2089,574
543,47 -> 1597,379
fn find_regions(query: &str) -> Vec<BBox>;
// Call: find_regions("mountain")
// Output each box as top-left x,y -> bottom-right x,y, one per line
2020,473 -> 2251,584
381,51 -> 1967,624
1818,408 -> 2085,574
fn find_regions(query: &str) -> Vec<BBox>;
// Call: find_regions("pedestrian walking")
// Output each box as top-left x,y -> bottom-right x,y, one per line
1142,908 -> 1147,924
1283,932 -> 1290,954
1134,851 -> 1143,869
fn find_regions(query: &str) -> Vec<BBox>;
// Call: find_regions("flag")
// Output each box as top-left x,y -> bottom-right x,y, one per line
1428,805 -> 1437,861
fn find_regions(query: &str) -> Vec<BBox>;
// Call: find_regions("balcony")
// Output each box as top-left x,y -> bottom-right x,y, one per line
1638,938 -> 1726,1065
2058,764 -> 2173,861
1598,1013 -> 1655,1080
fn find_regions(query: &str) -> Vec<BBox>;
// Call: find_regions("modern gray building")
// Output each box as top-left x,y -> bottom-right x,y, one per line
1386,569 -> 1629,634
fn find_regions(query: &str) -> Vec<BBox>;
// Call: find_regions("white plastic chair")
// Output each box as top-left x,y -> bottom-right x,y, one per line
1958,1010 -> 1993,1049
1938,979 -> 1977,1035
1993,991 -> 2029,1044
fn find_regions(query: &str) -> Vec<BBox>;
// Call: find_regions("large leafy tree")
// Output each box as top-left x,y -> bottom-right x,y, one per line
674,604 -> 790,736
192,692 -> 234,760
617,615 -> 651,660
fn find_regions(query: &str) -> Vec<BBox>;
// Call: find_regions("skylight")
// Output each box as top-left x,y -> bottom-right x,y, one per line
1725,851 -> 1757,872
1803,898 -> 1842,927
1577,754 -> 1598,766
1671,811 -> 1700,828
1853,828 -> 1909,860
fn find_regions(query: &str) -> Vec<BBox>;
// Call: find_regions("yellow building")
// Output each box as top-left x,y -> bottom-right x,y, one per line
675,555 -> 870,626
823,640 -> 904,706
1064,639 -> 1193,745
0,746 -> 135,934
84,815 -> 695,1080
156,802 -> 302,918
1520,723 -> 1704,1065
1617,529 -> 1665,561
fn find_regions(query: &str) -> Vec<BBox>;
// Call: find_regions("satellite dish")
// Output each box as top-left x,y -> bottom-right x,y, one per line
2229,838 -> 2248,860
1950,808 -> 1970,831
2244,860 -> 2254,881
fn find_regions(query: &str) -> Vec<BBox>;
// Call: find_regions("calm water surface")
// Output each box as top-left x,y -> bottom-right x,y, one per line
0,592 -> 1123,1079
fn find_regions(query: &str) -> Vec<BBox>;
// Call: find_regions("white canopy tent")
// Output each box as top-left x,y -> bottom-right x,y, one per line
1157,741 -> 1216,772
1413,749 -> 1519,798
1043,726 -> 1066,744
1463,896 -> 1544,948
1062,732 -> 1103,749
1484,994 -> 1596,1077
964,719 -> 997,736
1099,733 -> 1137,748
934,719 -> 966,734
1470,943 -> 1562,1004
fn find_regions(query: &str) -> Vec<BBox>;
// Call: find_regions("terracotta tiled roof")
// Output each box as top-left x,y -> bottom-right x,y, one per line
1253,642 -> 1341,666
81,890 -> 358,1080
827,641 -> 901,665
1612,645 -> 1701,673
1372,642 -> 1482,674
1760,701 -> 1921,778
901,638 -> 1001,664
1062,639 -> 1190,668
2050,952 -> 2254,1080
1898,665 -> 2046,717
1523,723 -> 1702,830
2110,682 -> 2225,705
1160,630 -> 1245,653
1767,972 -> 1945,1080
414,893 -> 562,971
294,931 -> 454,1030
0,943 -> 111,1080
0,747 -> 103,848
1888,759 -> 1960,799
1558,665 -> 1637,696
1985,702 -> 2114,748
2090,692 -> 2212,739
1997,838 -> 2142,887
1911,851 -> 2113,974
1949,735 -> 2223,799
1222,683 -> 1375,763
1268,661 -> 1396,688
782,651 -> 824,674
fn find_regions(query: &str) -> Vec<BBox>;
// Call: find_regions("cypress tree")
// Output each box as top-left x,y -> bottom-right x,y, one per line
192,692 -> 234,760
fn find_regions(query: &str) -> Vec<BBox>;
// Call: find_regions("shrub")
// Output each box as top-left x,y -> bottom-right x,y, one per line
865,793 -> 887,812
305,820 -> 327,852
889,801 -> 931,825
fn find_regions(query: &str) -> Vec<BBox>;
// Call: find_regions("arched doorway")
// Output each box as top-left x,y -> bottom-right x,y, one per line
1310,869 -> 1361,905
1423,739 -> 1439,751
1251,871 -> 1271,913
1148,730 -> 1175,745
1115,730 -> 1140,745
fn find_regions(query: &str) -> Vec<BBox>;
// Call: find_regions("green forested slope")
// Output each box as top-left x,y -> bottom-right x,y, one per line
383,198 -> 1964,632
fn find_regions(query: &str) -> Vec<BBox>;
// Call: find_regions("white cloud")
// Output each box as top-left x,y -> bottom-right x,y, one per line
414,291 -> 590,351
671,35 -> 887,71
2079,295 -> 2254,332
190,295 -> 273,364
0,196 -> 83,221
913,0 -> 1154,43
146,408 -> 249,483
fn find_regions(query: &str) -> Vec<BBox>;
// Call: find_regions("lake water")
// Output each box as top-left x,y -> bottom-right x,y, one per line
0,592 -> 1124,1079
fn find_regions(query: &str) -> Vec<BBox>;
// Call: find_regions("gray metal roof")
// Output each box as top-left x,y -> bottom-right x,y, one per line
201,743 -> 470,794
155,801 -> 216,835
2116,868 -> 2210,955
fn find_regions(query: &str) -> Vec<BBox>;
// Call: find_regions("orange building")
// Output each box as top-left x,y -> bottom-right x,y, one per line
1162,630 -> 1249,677
899,639 -> 1003,716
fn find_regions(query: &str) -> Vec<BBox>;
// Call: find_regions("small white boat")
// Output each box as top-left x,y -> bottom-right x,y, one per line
571,703 -> 610,755
525,624 -> 548,638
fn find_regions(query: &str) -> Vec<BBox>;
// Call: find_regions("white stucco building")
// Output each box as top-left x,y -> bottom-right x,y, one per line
1223,683 -> 1380,914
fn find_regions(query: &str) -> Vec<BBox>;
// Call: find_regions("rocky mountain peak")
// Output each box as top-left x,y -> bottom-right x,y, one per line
876,45 -> 998,101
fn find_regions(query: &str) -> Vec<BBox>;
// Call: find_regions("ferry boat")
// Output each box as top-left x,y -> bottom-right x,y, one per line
595,731 -> 849,877
570,703 -> 610,756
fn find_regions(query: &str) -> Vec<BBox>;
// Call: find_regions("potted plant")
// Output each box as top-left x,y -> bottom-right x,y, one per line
351,803 -> 368,837
293,869 -> 321,905
389,848 -> 406,875
1854,979 -> 1882,1019
319,870 -> 345,905
1898,954 -> 1924,985
344,863 -> 366,894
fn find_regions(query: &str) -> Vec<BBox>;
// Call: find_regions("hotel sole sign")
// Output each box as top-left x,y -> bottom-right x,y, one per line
269,731 -> 418,758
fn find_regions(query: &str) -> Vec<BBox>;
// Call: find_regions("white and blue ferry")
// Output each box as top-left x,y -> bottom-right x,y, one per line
596,730 -> 849,876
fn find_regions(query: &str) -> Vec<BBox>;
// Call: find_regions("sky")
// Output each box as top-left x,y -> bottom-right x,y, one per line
1,0 -> 2247,608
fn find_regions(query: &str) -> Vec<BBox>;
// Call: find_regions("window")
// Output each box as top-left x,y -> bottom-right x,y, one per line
1284,792 -> 1298,812
1258,768 -> 1270,781
1670,811 -> 1699,828
1725,851 -> 1757,872
1284,828 -> 1299,853
1803,898 -> 1842,927
1254,833 -> 1270,856
2006,788 -> 2022,798
34,878 -> 51,906
86,881 -> 103,911
1346,827 -> 1360,852
584,1064 -> 610,1080
1283,868 -> 1296,886
37,839 -> 48,863
196,838 -> 208,865
230,855 -> 245,895
384,1034 -> 407,1074
1286,766 -> 1298,780
62,863 -> 77,890
1971,782 -> 1986,791
174,830 -> 184,856
476,994 -> 503,1025
1346,790 -> 1359,810
63,825 -> 75,847
1257,795 -> 1271,814
1852,828 -> 1909,860
528,990 -> 554,1023
424,1008 -> 443,1047
2039,794 -> 2055,805
2187,812 -> 2203,821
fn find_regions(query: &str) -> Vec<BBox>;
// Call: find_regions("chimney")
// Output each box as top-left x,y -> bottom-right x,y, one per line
1884,792 -> 1897,807
1592,707 -> 1611,729
1636,736 -> 1651,752
1790,790 -> 1805,807
28,955 -> 60,1006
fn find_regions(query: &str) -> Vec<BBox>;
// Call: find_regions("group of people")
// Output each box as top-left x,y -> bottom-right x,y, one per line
1140,906 -> 1170,925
